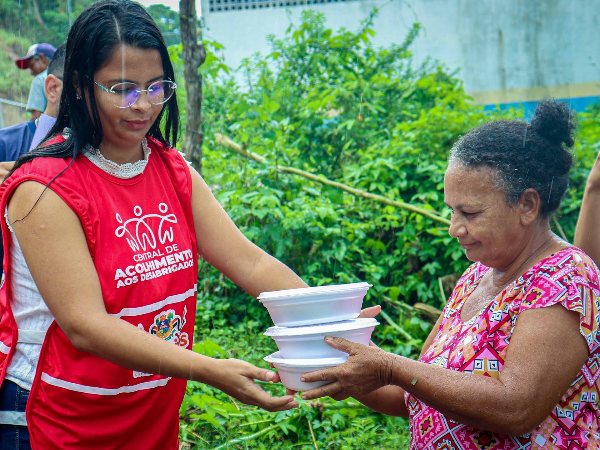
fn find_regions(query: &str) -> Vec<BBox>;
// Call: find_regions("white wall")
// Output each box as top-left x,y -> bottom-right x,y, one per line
201,0 -> 600,105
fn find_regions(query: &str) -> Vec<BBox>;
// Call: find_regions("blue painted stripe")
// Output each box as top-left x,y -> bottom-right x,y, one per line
483,96 -> 600,115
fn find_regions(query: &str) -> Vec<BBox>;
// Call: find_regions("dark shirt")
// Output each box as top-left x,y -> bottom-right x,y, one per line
0,120 -> 36,162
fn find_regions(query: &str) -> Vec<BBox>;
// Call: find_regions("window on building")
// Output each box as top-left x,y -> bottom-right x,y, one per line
208,0 -> 351,13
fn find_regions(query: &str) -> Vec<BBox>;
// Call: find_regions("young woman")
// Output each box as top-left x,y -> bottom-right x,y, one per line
0,1 -> 307,448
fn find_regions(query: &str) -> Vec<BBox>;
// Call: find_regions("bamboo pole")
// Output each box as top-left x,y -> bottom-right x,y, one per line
215,134 -> 451,226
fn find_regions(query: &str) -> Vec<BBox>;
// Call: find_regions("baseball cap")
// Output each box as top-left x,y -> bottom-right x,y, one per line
15,43 -> 57,70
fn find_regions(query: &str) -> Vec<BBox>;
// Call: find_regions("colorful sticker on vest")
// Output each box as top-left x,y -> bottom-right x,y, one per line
150,307 -> 189,348
133,307 -> 190,378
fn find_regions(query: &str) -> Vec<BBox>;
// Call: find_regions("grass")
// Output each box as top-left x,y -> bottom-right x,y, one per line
179,321 -> 411,449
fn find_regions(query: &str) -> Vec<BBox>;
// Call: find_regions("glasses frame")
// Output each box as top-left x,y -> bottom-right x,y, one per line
94,79 -> 177,108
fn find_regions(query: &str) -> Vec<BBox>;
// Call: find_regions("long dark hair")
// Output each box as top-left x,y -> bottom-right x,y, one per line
8,0 -> 179,177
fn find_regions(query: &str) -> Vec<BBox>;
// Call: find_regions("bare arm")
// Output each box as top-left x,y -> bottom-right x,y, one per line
332,311 -> 444,417
188,167 -> 307,296
8,181 -> 298,412
575,151 -> 600,265
0,161 -> 15,181
302,304 -> 587,435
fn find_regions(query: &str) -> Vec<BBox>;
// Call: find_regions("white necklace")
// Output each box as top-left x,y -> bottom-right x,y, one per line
83,137 -> 151,179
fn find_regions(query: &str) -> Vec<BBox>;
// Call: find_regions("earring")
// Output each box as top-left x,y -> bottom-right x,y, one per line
76,93 -> 82,100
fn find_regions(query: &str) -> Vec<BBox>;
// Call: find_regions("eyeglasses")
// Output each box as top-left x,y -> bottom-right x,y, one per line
94,80 -> 177,108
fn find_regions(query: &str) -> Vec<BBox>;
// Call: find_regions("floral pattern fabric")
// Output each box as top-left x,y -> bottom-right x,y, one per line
407,247 -> 600,449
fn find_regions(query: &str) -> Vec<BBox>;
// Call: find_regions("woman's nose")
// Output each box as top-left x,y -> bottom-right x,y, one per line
131,91 -> 152,112
448,215 -> 467,238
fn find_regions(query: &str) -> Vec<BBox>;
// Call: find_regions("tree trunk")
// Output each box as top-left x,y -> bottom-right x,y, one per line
31,0 -> 47,30
179,0 -> 205,174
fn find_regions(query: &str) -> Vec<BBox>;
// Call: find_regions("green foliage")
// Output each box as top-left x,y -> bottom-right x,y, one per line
180,327 -> 411,449
0,29 -> 32,110
560,101 -> 600,240
179,9 -> 600,447
196,9 -> 499,332
181,10 -> 502,448
146,4 -> 182,47
0,0 -> 94,46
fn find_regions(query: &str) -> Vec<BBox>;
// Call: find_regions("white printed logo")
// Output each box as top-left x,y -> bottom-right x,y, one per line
112,203 -> 195,288
115,203 -> 177,251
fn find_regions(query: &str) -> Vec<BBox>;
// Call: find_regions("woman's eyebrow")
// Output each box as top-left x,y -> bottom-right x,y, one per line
105,75 -> 165,84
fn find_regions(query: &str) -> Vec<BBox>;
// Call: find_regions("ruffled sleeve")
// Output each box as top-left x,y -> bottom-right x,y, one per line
519,248 -> 600,353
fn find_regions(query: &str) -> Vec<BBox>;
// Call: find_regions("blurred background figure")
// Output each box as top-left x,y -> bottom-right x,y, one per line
0,44 -> 65,179
14,43 -> 57,120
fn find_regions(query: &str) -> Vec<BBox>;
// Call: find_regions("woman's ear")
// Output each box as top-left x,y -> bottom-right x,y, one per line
518,188 -> 541,225
44,75 -> 62,105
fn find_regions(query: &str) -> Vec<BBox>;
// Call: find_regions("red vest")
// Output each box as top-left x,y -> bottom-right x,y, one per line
0,137 -> 198,449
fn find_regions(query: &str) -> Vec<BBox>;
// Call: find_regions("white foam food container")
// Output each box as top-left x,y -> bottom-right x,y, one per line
264,351 -> 347,391
264,318 -> 378,359
257,282 -> 372,327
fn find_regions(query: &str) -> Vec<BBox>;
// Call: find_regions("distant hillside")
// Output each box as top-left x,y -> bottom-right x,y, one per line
0,30 -> 35,126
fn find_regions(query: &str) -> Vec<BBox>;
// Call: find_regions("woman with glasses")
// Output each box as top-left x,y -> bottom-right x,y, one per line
0,0 -> 308,448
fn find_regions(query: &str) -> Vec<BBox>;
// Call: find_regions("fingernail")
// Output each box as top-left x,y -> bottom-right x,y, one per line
265,371 -> 274,381
301,395 -> 307,400
325,336 -> 333,342
300,376 -> 305,381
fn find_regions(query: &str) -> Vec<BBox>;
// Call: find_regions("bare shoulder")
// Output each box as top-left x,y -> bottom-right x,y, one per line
7,180 -> 76,230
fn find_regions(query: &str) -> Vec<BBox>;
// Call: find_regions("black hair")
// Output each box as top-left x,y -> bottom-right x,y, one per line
8,0 -> 179,177
449,99 -> 576,217
47,44 -> 66,78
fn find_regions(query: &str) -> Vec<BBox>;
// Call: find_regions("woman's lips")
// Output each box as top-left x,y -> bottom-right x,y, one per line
124,120 -> 149,130
459,242 -> 478,250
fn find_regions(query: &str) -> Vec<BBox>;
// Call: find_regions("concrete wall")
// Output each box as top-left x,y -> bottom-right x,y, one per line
200,0 -> 600,109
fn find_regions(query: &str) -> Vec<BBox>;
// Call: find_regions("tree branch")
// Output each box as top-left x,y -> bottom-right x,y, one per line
215,133 -> 450,226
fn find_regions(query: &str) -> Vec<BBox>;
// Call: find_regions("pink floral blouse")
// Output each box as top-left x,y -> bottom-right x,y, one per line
406,247 -> 600,449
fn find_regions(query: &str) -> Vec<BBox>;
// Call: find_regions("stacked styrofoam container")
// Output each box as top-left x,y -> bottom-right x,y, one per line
258,282 -> 377,391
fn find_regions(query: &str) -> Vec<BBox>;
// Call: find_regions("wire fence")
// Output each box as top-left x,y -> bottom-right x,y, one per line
0,97 -> 27,129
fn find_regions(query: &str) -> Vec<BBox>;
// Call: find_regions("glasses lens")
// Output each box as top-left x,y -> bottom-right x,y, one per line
110,82 -> 140,108
147,81 -> 176,105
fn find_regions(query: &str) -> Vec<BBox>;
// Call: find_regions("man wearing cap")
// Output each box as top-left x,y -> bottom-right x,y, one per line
0,44 -> 65,174
15,43 -> 57,120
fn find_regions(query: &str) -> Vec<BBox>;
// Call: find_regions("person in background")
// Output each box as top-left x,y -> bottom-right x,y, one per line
28,44 -> 65,151
0,44 -> 65,180
301,100 -> 600,449
0,121 -> 35,165
0,44 -> 65,280
15,43 -> 56,120
574,151 -> 600,266
0,1 -> 307,448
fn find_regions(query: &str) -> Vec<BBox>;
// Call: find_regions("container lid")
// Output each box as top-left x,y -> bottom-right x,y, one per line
258,282 -> 372,302
264,318 -> 379,337
264,351 -> 347,367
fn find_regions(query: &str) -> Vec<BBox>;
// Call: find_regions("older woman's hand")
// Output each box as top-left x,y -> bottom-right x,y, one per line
277,306 -> 382,397
299,336 -> 394,401
357,305 -> 381,319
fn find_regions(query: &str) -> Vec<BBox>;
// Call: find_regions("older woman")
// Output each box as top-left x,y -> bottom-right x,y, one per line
301,100 -> 600,449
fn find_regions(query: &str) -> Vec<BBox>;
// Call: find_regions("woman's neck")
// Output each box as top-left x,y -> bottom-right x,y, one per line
98,140 -> 145,165
489,227 -> 566,289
